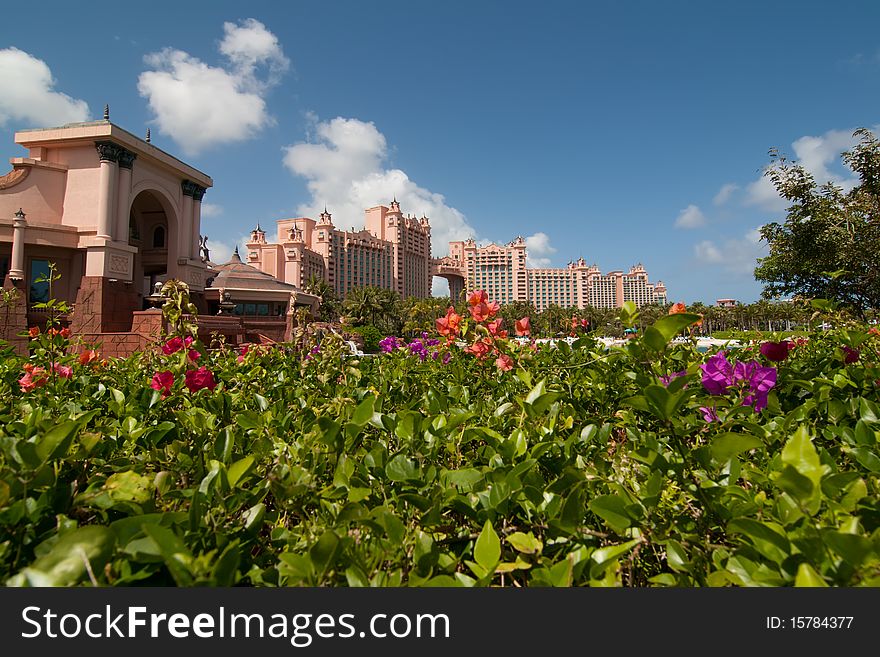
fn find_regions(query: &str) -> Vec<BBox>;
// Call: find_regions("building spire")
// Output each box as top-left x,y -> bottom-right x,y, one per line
103,104 -> 110,121
145,128 -> 151,143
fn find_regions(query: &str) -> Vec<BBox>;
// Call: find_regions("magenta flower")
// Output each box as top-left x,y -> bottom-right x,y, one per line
659,370 -> 687,387
151,370 -> 174,397
185,367 -> 216,393
701,351 -> 736,395
701,350 -> 777,413
700,406 -> 719,423
162,335 -> 193,355
734,360 -> 777,412
379,336 -> 401,353
759,340 -> 792,362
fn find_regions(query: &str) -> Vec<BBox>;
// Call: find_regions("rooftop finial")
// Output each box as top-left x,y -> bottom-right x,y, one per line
103,104 -> 109,121
256,222 -> 262,232
145,128 -> 151,143
233,246 -> 240,259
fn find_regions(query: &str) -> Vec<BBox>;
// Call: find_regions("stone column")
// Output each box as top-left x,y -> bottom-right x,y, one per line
8,208 -> 26,282
181,180 -> 197,261
115,148 -> 137,243
95,141 -> 120,240
191,185 -> 206,260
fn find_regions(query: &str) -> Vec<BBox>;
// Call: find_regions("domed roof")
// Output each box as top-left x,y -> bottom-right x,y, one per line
208,248 -> 298,292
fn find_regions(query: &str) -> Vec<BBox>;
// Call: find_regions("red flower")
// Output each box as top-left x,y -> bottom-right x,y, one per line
495,354 -> 514,371
467,290 -> 487,306
53,363 -> 73,379
60,327 -> 71,339
188,349 -> 201,362
185,367 -> 216,393
515,316 -> 531,337
842,346 -> 860,364
669,302 -> 687,314
28,326 -> 39,339
151,371 -> 175,397
759,340 -> 792,362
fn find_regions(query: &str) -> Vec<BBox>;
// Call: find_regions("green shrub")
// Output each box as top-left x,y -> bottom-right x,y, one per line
348,324 -> 382,353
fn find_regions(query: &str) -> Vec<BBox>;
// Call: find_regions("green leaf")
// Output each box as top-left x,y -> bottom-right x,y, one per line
386,454 -> 419,482
642,313 -> 702,351
507,532 -> 542,555
781,426 -> 825,488
104,471 -> 153,505
590,494 -> 632,533
35,420 -> 80,463
211,542 -> 241,586
474,520 -> 501,572
352,394 -> 376,426
228,455 -> 255,488
849,448 -> 880,472
309,531 -> 341,581
665,540 -> 690,573
794,563 -> 828,587
443,468 -> 483,490
8,526 -> 116,587
710,432 -> 763,463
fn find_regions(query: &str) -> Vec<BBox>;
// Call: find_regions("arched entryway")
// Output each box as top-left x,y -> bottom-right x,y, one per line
128,188 -> 179,309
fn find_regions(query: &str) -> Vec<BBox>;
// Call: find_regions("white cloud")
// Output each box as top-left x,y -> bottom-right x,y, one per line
283,116 -> 477,253
713,183 -> 738,206
694,228 -> 766,276
525,231 -> 557,267
744,128 -> 865,210
674,204 -> 707,229
200,203 -> 223,218
138,19 -> 288,156
694,240 -> 722,263
205,234 -> 250,265
0,48 -> 90,128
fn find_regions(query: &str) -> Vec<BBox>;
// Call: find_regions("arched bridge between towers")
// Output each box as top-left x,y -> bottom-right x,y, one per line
430,257 -> 466,302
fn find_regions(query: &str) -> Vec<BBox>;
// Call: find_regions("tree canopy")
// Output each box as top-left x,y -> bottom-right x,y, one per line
755,128 -> 880,314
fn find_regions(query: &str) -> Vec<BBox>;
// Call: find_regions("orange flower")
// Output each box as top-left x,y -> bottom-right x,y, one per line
78,349 -> 99,366
870,327 -> 880,337
60,327 -> 71,339
495,354 -> 514,371
469,300 -> 500,323
467,290 -> 488,306
486,318 -> 507,338
515,316 -> 531,337
464,337 -> 493,361
669,302 -> 687,314
28,326 -> 39,338
436,306 -> 462,338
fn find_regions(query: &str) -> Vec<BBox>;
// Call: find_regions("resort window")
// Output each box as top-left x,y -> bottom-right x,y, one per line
29,259 -> 51,304
153,225 -> 166,248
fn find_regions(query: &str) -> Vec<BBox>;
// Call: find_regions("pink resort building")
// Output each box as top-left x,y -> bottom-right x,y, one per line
0,112 -> 316,354
246,199 -> 433,299
432,239 -> 667,311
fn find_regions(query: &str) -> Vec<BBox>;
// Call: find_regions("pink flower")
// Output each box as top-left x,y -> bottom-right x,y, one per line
53,363 -> 73,379
151,371 -> 174,398
760,341 -> 793,362
185,367 -> 216,393
486,318 -> 507,338
495,354 -> 514,372
469,301 -> 499,323
188,349 -> 201,362
515,316 -> 531,337
19,366 -> 48,392
237,344 -> 249,364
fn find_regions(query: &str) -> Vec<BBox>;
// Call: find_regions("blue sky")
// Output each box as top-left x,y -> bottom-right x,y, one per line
2,0 -> 879,303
